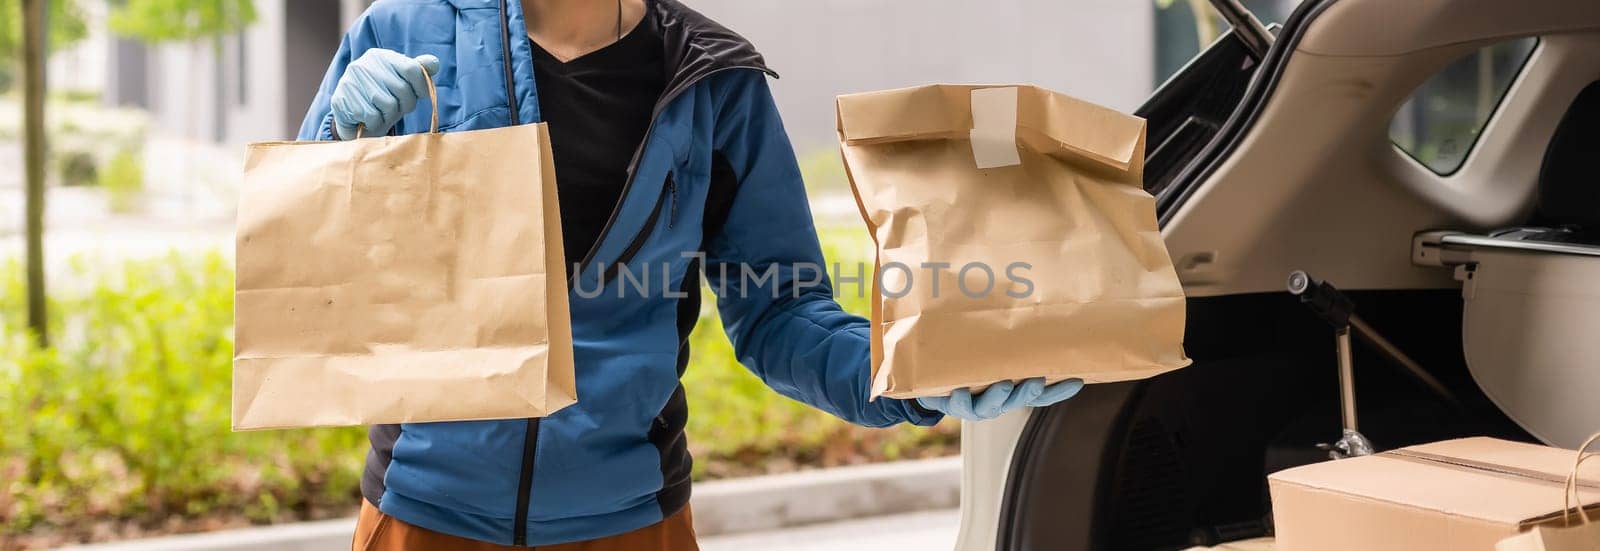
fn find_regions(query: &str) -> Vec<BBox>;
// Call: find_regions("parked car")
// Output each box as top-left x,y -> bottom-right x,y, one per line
955,0 -> 1600,548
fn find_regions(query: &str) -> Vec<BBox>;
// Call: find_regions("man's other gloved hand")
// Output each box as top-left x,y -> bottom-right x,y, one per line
330,49 -> 441,140
916,378 -> 1084,421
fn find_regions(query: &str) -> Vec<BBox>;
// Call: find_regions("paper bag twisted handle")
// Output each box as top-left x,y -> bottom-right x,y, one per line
1561,431 -> 1600,526
353,58 -> 441,139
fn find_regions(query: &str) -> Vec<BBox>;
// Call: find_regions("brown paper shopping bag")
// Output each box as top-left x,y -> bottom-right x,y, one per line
838,84 -> 1190,399
233,71 -> 575,430
1498,433 -> 1600,551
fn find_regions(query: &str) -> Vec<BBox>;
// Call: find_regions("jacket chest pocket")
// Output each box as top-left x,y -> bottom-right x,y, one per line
599,172 -> 676,288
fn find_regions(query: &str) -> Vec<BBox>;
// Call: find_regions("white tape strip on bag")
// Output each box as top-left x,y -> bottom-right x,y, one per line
969,86 -> 1022,169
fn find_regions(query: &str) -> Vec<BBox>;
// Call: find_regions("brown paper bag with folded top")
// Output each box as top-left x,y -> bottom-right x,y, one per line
233,73 -> 574,430
838,84 -> 1191,400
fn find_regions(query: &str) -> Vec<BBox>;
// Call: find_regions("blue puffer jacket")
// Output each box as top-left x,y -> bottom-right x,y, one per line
296,0 -> 941,545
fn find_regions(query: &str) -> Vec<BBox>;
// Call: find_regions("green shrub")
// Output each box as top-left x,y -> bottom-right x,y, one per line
0,254 -> 367,538
54,149 -> 98,187
682,228 -> 956,479
100,150 -> 144,213
0,230 -> 954,542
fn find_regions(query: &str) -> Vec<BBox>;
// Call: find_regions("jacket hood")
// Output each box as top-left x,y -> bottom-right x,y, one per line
651,0 -> 777,98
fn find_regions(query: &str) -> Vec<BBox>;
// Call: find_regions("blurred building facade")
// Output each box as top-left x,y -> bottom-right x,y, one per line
96,0 -> 1163,149
102,0 -> 368,145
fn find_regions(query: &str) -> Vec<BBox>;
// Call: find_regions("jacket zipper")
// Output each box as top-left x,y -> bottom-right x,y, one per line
599,173 -> 674,287
501,2 -> 766,540
500,1 -> 538,546
666,175 -> 677,231
499,0 -> 521,127
511,416 -> 537,546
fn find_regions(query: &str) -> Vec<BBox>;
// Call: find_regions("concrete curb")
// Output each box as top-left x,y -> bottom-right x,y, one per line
55,457 -> 961,550
691,456 -> 961,535
53,518 -> 357,551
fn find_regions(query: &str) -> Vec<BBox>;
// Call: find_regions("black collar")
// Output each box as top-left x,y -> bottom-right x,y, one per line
650,0 -> 777,101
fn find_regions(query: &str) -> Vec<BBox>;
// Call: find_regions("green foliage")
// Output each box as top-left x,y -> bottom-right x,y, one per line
798,148 -> 848,193
0,97 -> 150,199
1,230 -> 955,543
100,150 -> 144,213
108,0 -> 257,43
682,228 -> 956,479
53,148 -> 96,187
0,254 -> 367,541
0,0 -> 88,73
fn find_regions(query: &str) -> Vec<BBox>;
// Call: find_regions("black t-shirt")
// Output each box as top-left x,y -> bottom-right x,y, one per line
531,12 -> 666,273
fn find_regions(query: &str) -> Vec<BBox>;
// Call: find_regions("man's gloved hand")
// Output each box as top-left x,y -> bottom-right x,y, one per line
330,49 -> 441,140
916,378 -> 1083,421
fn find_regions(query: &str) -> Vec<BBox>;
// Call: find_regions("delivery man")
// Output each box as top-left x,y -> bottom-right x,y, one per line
300,0 -> 1083,548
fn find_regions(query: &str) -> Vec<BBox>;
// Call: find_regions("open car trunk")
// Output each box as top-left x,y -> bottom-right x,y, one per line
968,0 -> 1600,549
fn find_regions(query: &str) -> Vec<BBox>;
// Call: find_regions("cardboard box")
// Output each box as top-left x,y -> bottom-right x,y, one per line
1268,437 -> 1600,551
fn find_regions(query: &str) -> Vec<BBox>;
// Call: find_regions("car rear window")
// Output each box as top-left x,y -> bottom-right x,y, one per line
1389,38 -> 1538,175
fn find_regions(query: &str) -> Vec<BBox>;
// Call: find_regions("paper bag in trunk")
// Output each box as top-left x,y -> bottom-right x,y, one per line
837,84 -> 1190,399
1497,433 -> 1600,551
233,76 -> 575,430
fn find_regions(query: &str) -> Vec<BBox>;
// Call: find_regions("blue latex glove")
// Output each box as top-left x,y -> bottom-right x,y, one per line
329,49 -> 441,140
916,378 -> 1084,421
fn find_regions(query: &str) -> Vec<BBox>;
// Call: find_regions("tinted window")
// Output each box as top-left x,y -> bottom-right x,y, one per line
1154,0 -> 1301,84
1389,39 -> 1538,175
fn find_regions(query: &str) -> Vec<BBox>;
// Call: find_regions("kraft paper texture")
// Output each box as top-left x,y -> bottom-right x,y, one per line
838,84 -> 1191,399
1499,522 -> 1600,551
233,122 -> 575,430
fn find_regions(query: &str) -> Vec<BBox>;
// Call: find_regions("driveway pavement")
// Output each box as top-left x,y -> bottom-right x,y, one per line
700,509 -> 959,551
697,510 -> 1276,551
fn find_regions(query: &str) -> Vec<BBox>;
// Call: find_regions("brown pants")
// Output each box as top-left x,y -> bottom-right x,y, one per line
352,501 -> 699,551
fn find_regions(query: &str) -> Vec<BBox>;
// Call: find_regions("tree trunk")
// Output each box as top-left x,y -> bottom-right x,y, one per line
22,0 -> 49,346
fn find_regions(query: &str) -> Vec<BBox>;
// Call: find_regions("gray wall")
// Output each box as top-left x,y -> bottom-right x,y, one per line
283,0 -> 344,136
687,0 -> 1155,152
105,39 -> 149,109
